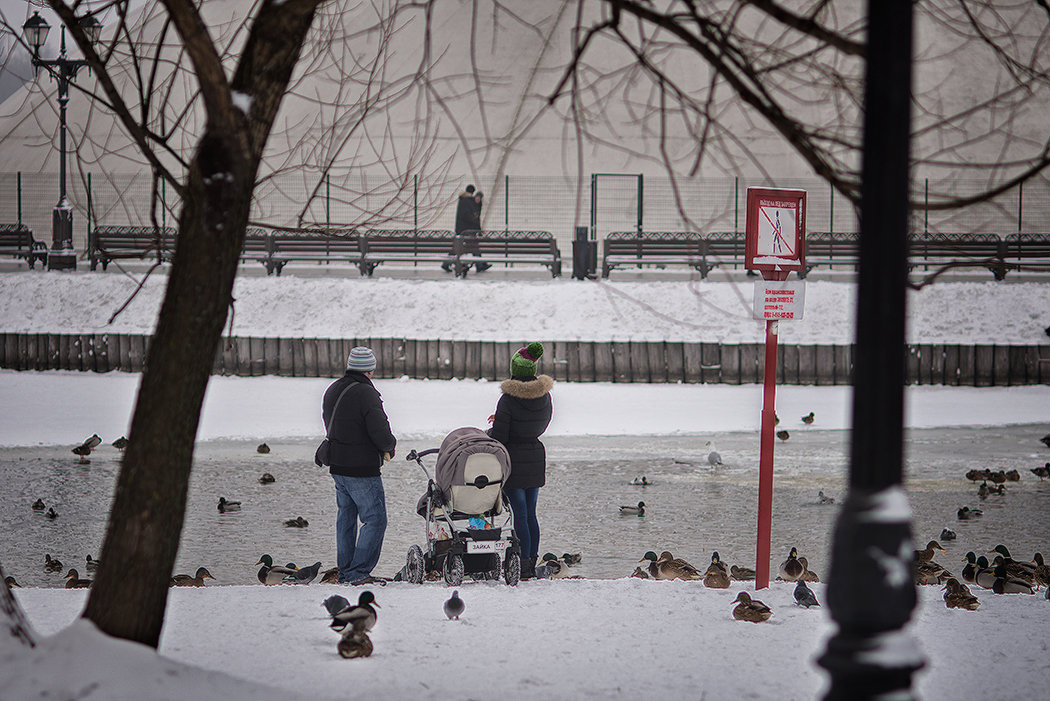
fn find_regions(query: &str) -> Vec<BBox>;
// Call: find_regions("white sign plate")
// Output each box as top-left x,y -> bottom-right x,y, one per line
467,540 -> 508,554
753,281 -> 806,320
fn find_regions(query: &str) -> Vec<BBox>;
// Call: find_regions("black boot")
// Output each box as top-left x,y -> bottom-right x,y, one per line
520,557 -> 536,580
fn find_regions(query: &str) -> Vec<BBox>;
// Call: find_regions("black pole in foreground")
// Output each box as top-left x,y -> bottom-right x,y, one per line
817,2 -> 924,699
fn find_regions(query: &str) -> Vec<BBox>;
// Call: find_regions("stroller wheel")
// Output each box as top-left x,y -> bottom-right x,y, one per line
443,554 -> 465,587
405,545 -> 425,584
504,552 -> 521,586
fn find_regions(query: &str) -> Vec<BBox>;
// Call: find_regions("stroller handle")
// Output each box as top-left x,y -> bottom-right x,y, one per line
405,448 -> 440,462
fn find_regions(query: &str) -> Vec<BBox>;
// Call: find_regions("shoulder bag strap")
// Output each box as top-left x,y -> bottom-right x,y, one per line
324,381 -> 359,438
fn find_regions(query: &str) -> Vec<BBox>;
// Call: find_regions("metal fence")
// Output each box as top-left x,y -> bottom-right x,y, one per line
3,170 -> 1050,262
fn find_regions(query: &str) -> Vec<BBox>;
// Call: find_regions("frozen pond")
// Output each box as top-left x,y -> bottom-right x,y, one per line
3,426 -> 1049,587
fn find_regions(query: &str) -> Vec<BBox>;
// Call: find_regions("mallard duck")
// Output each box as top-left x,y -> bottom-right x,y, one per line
629,476 -> 651,486
561,553 -> 582,566
942,577 -> 980,610
63,568 -> 92,588
443,590 -> 465,620
991,564 -> 1034,594
72,434 -> 101,456
973,556 -> 997,589
539,553 -> 570,579
989,545 -> 1036,583
705,441 -> 723,466
731,592 -> 772,622
638,551 -> 700,580
5,576 -> 21,588
1041,433 -> 1050,449
915,560 -> 952,586
797,556 -> 820,582
337,629 -> 374,658
85,554 -> 101,573
284,561 -> 322,585
217,497 -> 241,512
1004,469 -> 1020,481
1030,553 -> 1050,588
802,411 -> 815,425
630,566 -> 650,579
961,551 -> 980,583
45,507 -> 58,519
170,566 -> 215,587
330,590 -> 379,633
976,481 -> 990,498
256,554 -> 297,585
730,564 -> 756,581
774,412 -> 780,426
964,469 -> 985,482
794,579 -> 820,608
256,443 -> 270,454
112,436 -> 129,450
320,567 -> 340,584
956,505 -> 982,520
817,490 -> 835,504
914,540 -> 945,563
44,553 -> 63,573
619,501 -> 645,516
940,527 -> 957,541
776,430 -> 790,441
777,547 -> 804,581
258,472 -> 276,484
1030,464 -> 1050,480
703,561 -> 731,589
284,516 -> 309,528
31,499 -> 45,510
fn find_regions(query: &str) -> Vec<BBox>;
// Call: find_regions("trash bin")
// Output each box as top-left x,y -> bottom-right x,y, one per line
572,226 -> 596,280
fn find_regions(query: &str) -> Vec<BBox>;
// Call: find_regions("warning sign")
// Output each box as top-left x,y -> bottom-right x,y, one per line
745,188 -> 806,273
753,280 -> 806,320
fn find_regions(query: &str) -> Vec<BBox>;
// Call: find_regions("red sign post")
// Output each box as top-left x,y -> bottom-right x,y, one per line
745,188 -> 806,590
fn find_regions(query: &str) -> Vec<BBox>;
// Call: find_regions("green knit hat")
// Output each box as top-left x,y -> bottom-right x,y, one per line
511,342 -> 544,378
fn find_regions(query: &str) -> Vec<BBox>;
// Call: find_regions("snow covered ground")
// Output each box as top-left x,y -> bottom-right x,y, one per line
1,269 -> 1049,700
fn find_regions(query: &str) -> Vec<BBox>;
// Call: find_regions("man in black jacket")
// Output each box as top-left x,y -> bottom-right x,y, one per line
322,346 -> 397,585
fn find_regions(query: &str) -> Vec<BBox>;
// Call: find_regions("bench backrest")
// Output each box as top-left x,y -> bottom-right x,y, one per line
90,225 -> 177,250
267,229 -> 361,254
1003,233 -> 1050,258
908,232 -> 1003,258
361,229 -> 455,254
468,230 -> 558,254
805,231 -> 860,257
0,223 -> 34,248
604,231 -> 705,257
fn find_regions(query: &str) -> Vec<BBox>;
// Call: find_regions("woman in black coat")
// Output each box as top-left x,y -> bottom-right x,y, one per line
489,342 -> 553,579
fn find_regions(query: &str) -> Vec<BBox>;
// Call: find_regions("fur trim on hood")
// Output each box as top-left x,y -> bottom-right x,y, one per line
500,374 -> 553,399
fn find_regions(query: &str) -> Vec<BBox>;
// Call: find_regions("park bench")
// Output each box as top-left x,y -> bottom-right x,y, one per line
0,223 -> 48,268
1002,233 -> 1050,274
358,229 -> 457,276
456,230 -> 562,278
88,225 -> 176,271
263,229 -> 363,276
907,232 -> 1007,280
800,231 -> 860,278
601,231 -> 712,278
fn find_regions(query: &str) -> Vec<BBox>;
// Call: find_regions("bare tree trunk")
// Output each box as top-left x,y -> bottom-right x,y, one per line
82,0 -> 326,648
1,560 -> 36,648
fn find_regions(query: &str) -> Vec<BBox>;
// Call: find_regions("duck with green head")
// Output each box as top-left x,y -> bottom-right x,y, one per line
778,547 -> 804,581
256,554 -> 297,585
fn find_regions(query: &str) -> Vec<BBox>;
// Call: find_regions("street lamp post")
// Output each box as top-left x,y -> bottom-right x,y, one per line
22,11 -> 102,271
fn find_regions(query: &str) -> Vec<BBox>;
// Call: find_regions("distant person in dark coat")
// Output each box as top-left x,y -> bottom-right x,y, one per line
445,185 -> 489,273
488,342 -> 553,579
322,346 -> 397,585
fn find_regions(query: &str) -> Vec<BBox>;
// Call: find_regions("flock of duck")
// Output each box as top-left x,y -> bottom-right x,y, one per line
624,547 -> 822,622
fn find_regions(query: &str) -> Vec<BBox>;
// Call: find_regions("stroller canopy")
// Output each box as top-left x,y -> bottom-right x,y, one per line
433,427 -> 512,516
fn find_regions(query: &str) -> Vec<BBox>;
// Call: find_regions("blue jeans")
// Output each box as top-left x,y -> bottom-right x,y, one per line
332,475 -> 387,583
506,487 -> 540,559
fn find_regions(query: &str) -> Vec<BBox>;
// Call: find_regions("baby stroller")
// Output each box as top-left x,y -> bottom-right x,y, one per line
403,427 -> 521,586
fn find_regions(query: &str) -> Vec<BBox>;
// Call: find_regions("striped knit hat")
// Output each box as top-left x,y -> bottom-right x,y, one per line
511,342 -> 543,378
346,346 -> 376,373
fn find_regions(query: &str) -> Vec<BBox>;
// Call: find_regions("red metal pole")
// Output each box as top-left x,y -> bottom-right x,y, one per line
755,317 -> 779,589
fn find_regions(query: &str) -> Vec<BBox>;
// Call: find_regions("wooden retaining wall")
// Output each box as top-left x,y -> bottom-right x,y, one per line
1,333 -> 1048,385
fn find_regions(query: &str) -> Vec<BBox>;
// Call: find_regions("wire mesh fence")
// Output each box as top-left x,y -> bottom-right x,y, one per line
3,170 -> 1050,261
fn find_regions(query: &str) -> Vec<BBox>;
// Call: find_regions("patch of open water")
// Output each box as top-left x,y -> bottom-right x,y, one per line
3,425 -> 1048,587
